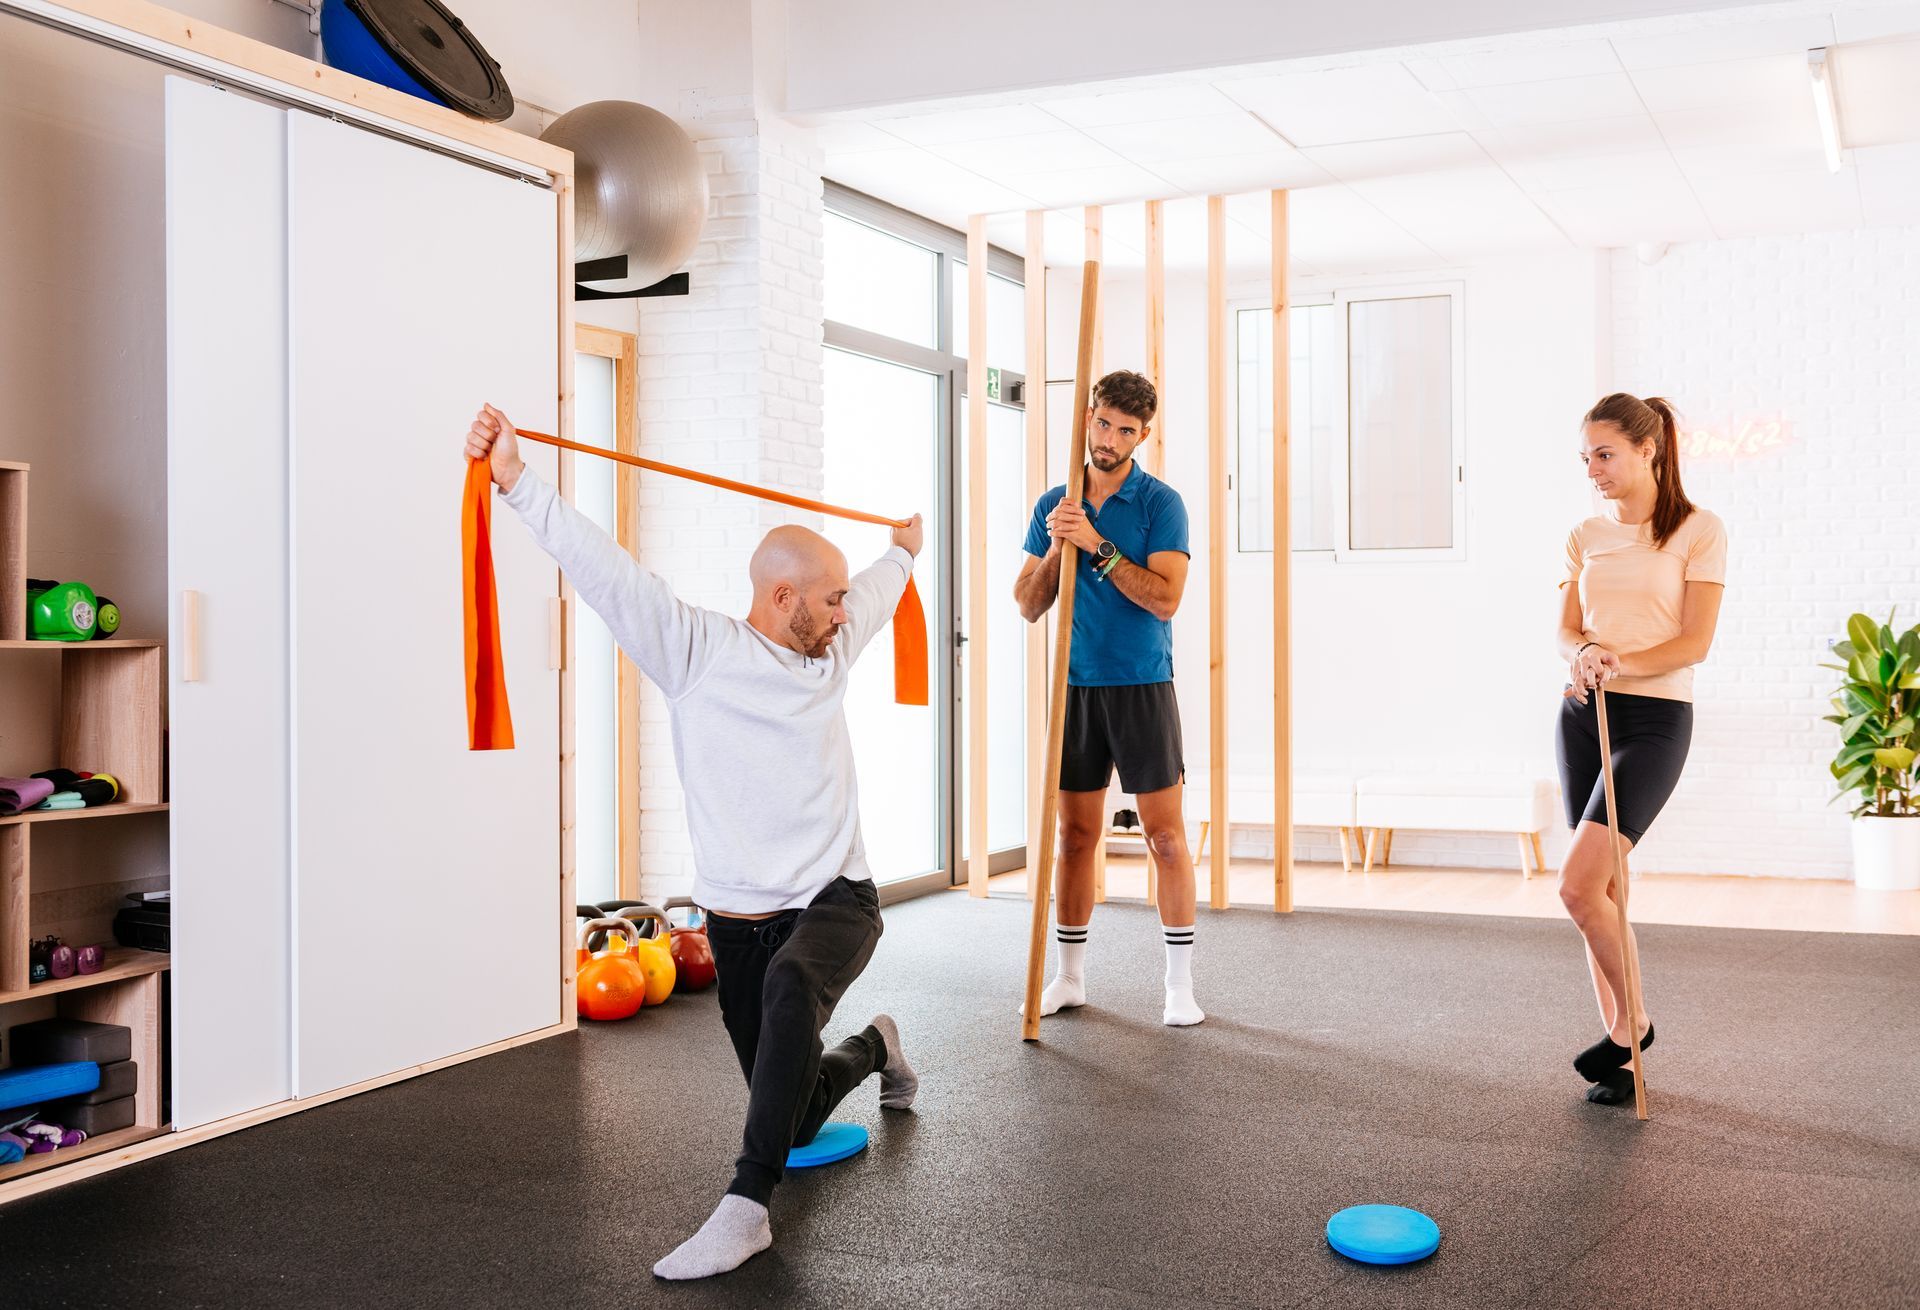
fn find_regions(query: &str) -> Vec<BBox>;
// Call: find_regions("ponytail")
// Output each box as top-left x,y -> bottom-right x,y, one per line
1582,392 -> 1696,548
1641,397 -> 1694,548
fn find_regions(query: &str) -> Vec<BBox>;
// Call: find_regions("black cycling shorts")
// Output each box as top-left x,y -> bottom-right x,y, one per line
1556,690 -> 1693,846
1060,682 -> 1185,795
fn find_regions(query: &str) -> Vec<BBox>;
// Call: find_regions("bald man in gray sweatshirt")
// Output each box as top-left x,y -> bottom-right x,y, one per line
466,406 -> 924,1281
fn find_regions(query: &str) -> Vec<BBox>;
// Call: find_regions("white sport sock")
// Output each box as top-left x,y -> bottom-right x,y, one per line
1162,924 -> 1203,1026
1023,921 -> 1089,1017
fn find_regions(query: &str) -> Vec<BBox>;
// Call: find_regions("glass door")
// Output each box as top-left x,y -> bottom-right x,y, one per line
821,347 -> 947,894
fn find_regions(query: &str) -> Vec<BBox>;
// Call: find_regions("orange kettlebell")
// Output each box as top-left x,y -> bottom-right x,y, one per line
607,904 -> 677,1006
576,916 -> 647,1021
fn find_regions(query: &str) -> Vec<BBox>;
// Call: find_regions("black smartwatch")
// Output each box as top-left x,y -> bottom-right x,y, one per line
1094,540 -> 1117,576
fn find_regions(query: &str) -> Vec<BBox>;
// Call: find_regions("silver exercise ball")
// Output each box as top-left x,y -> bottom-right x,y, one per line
541,100 -> 707,287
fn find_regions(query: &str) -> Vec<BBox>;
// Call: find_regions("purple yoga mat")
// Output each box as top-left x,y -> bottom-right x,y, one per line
0,776 -> 55,816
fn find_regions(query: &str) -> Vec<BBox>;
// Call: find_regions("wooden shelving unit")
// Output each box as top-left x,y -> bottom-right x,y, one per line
0,458 -> 171,1189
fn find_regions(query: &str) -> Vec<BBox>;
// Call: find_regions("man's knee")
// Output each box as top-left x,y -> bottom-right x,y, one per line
1147,826 -> 1185,865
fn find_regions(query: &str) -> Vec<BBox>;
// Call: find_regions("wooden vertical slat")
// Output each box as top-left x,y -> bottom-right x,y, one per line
60,646 -> 163,804
65,973 -> 163,1128
1023,259 -> 1101,1042
1272,189 -> 1294,913
1082,205 -> 1106,901
1024,212 -> 1048,900
613,332 -> 642,901
555,171 -> 580,1024
967,215 -> 991,897
1206,197 -> 1229,911
1145,201 -> 1166,481
1084,206 -> 1103,380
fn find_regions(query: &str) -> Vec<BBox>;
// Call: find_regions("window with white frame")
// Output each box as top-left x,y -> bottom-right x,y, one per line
1236,284 -> 1464,559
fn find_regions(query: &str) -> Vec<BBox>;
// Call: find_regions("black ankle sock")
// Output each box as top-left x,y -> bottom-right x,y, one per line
1573,1022 -> 1655,1082
1586,1068 -> 1637,1106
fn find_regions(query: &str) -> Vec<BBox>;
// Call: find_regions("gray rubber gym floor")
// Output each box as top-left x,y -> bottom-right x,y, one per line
2,894 -> 1916,1309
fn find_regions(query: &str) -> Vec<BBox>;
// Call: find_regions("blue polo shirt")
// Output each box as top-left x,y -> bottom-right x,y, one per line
1023,461 -> 1189,687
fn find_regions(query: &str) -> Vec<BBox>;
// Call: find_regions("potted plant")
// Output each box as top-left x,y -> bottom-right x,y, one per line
1825,611 -> 1920,890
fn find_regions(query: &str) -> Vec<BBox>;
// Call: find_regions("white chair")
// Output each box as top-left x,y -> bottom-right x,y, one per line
1353,776 -> 1560,877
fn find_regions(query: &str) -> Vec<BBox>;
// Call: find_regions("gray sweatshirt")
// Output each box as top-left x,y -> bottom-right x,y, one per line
501,466 -> 913,915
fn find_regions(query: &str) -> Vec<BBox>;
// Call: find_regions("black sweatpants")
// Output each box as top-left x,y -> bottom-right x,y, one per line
1556,690 -> 1693,846
708,876 -> 884,1206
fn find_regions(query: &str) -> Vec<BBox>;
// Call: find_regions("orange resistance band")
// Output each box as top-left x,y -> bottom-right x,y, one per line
463,432 -> 929,751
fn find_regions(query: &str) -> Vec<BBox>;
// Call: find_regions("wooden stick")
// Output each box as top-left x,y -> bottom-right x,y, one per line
1594,685 -> 1650,1120
1206,195 -> 1229,911
1024,212 -> 1048,901
1272,189 -> 1294,912
1022,259 -> 1101,1043
967,215 -> 991,898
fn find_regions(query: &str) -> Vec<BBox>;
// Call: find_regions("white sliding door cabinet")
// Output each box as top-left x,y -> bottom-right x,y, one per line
285,113 -> 561,1098
165,78 -> 294,1130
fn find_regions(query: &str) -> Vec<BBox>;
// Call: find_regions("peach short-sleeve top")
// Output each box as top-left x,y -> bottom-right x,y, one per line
1561,508 -> 1727,702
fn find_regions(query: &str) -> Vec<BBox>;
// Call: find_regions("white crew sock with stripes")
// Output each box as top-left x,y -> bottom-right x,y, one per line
1162,924 -> 1204,1026
1032,921 -> 1088,1016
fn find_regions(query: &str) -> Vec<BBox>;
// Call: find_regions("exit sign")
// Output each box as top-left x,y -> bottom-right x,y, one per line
986,367 -> 1002,402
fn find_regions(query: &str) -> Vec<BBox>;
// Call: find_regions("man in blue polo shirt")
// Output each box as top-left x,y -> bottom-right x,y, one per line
1013,370 -> 1202,1027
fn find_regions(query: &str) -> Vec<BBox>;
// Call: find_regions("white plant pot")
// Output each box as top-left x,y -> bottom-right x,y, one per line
1851,814 -> 1920,892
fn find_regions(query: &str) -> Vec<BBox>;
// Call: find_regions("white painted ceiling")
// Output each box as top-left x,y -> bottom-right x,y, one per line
808,2 -> 1920,273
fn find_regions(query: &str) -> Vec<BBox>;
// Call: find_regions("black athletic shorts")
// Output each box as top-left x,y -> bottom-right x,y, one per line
1061,682 -> 1185,795
1556,690 -> 1693,846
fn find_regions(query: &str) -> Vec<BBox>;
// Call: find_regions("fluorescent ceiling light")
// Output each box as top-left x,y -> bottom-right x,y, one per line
1807,47 -> 1847,173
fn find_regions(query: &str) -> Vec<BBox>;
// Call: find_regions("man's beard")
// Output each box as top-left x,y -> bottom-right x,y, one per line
1091,447 -> 1126,471
789,598 -> 837,658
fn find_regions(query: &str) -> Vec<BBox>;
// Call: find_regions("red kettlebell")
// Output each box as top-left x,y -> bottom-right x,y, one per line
665,897 -> 716,992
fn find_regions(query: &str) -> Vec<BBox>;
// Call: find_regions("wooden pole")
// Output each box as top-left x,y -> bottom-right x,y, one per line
1022,258 -> 1101,1042
1145,199 -> 1166,483
1024,211 -> 1048,901
1084,203 -> 1107,906
1271,189 -> 1294,913
1594,685 -> 1650,1119
1206,196 -> 1229,911
967,215 -> 991,897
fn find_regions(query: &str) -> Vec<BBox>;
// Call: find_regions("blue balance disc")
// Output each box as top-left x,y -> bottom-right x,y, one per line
787,1121 -> 868,1169
1326,1204 -> 1441,1266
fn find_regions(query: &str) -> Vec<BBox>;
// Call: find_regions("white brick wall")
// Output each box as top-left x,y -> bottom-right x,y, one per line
1602,225 -> 1920,877
631,105 -> 825,900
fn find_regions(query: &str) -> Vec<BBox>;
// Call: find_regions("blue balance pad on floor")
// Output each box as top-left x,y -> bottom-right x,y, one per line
787,1121 -> 868,1168
1326,1204 -> 1441,1265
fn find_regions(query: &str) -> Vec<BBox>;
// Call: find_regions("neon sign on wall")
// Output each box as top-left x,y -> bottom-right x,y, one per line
1677,416 -> 1793,460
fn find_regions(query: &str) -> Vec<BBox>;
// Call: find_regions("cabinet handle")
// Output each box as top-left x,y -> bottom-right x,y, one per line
549,597 -> 564,671
183,590 -> 202,682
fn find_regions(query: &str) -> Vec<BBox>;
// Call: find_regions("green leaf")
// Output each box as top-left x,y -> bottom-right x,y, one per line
1842,710 -> 1874,738
1900,629 -> 1920,665
1889,716 -> 1917,738
1849,613 -> 1880,655
1874,747 -> 1917,772
1838,764 -> 1874,791
1833,640 -> 1858,660
1850,654 -> 1878,685
1818,662 -> 1850,674
1902,672 -> 1920,691
1881,650 -> 1899,685
1882,623 -> 1898,652
1844,687 -> 1882,716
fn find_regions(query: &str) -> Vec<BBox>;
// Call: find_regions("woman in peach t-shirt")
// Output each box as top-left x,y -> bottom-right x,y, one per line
1556,392 -> 1727,1107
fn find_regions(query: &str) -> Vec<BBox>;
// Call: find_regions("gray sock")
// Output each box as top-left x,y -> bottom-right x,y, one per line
869,1013 -> 918,1111
651,1195 -> 772,1281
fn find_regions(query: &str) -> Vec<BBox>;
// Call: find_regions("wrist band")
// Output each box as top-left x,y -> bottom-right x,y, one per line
1097,552 -> 1122,578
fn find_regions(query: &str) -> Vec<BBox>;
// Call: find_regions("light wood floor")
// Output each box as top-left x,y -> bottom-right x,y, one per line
981,856 -> 1920,935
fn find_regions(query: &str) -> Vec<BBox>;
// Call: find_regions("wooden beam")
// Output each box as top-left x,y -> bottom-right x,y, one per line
1024,211 -> 1048,900
1083,202 -> 1106,901
1022,259 -> 1100,1043
1272,189 -> 1294,913
968,215 -> 991,897
1084,205 -> 1103,380
1206,196 -> 1229,911
557,173 -> 580,1020
1145,199 -> 1167,481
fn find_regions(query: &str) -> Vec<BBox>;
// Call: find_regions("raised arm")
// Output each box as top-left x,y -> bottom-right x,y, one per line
468,406 -> 718,699
838,513 -> 924,665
